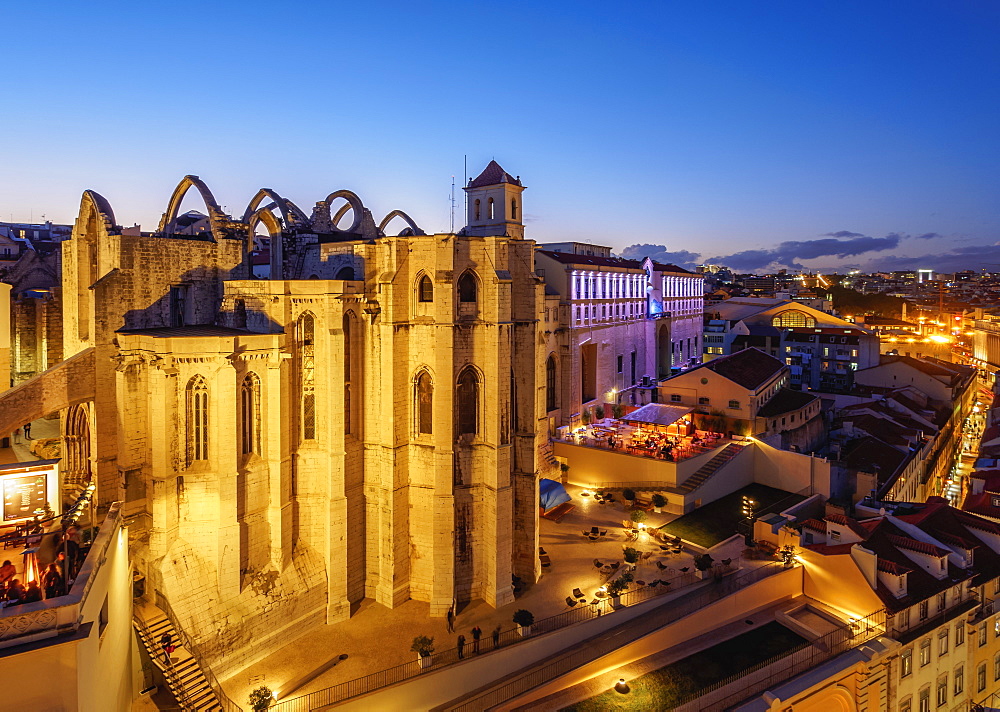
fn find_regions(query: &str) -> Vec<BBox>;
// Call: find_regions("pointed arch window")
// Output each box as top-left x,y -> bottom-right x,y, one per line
416,371 -> 433,434
458,272 -> 478,303
335,266 -> 355,280
456,367 -> 479,436
186,376 -> 209,463
418,275 -> 434,302
297,313 -> 316,440
474,199 -> 481,221
546,355 -> 557,412
240,372 -> 261,455
487,197 -> 494,220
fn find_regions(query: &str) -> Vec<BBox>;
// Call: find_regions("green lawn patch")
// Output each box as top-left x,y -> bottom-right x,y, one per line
658,483 -> 806,548
563,621 -> 809,712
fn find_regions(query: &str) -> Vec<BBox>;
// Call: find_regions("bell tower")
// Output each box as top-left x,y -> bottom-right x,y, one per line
463,160 -> 525,239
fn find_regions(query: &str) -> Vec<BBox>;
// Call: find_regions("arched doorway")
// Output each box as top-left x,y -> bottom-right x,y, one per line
657,324 -> 671,379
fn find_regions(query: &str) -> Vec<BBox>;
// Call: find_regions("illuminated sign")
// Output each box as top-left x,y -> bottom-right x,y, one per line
3,474 -> 47,521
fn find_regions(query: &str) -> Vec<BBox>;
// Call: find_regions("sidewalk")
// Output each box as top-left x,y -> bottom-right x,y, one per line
0,416 -> 59,465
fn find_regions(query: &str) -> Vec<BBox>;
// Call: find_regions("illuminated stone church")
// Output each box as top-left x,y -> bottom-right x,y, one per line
11,162 -> 544,676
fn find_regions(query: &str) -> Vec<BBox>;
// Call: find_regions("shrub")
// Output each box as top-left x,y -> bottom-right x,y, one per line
513,609 -> 535,627
611,403 -> 625,419
651,493 -> 667,508
607,572 -> 633,597
410,635 -> 435,657
693,553 -> 715,571
581,409 -> 592,425
622,488 -> 636,502
559,462 -> 570,473
595,405 -> 605,420
630,510 -> 647,525
248,686 -> 274,712
623,547 -> 640,564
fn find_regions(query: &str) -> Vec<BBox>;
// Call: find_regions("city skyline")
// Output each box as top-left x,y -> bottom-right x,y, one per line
3,2 -> 999,274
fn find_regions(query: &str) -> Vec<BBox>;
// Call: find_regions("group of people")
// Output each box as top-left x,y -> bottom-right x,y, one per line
11,422 -> 32,444
455,624 -> 502,660
0,522 -> 86,609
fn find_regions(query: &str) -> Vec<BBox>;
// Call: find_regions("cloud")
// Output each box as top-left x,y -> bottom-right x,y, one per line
823,231 -> 866,239
861,243 -> 999,272
707,232 -> 901,272
915,232 -> 943,240
619,244 -> 702,270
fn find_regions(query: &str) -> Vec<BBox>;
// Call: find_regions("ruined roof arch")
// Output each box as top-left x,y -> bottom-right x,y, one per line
378,210 -> 425,236
241,188 -> 308,229
157,175 -> 227,236
79,190 -> 118,231
323,190 -> 365,233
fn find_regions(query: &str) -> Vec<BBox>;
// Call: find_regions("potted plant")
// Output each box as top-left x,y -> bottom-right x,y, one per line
411,635 -> 435,669
651,494 -> 667,514
623,547 -> 639,566
630,510 -> 647,527
611,403 -> 625,420
693,553 -> 715,579
248,686 -> 274,712
513,609 -> 535,637
607,572 -> 633,606
595,405 -> 605,421
779,545 -> 797,568
622,488 -> 636,505
581,409 -> 592,426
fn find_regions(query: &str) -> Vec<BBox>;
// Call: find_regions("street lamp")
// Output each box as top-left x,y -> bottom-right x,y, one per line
741,495 -> 756,545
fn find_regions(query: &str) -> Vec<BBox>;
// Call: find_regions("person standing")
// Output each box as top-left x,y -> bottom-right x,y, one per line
12,427 -> 20,445
471,626 -> 481,654
42,563 -> 64,599
446,605 -> 455,633
492,625 -> 501,650
159,632 -> 175,666
22,422 -> 31,440
456,634 -> 465,660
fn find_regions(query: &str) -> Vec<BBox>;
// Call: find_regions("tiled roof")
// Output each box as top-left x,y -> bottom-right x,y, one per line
700,347 -> 785,390
468,160 -> 521,188
651,261 -> 694,275
877,559 -> 912,575
840,436 -> 909,483
824,513 -> 872,539
800,518 -> 826,533
757,388 -> 819,417
886,534 -> 950,557
936,531 -> 979,551
536,250 -> 643,270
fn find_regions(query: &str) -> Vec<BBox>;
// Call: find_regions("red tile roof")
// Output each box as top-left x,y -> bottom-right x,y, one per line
800,518 -> 826,533
468,160 -> 522,188
886,533 -> 950,557
700,347 -> 785,390
536,250 -> 643,270
878,559 -> 912,575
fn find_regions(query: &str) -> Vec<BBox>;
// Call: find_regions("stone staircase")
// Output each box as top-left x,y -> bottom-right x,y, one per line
539,439 -> 560,472
134,610 -> 223,712
678,442 -> 748,493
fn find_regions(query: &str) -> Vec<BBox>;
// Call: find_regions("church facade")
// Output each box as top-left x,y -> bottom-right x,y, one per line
45,163 -> 545,675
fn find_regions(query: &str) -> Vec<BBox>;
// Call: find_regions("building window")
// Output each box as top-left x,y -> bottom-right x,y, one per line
511,198 -> 517,220
918,687 -> 929,712
920,600 -> 929,620
458,272 -> 478,303
772,310 -> 816,328
728,400 -> 739,409
186,376 -> 209,463
899,608 -> 910,629
699,397 -> 710,405
995,653 -> 1000,681
456,367 -> 479,436
418,275 -> 433,302
901,648 -> 913,678
919,638 -> 930,666
900,697 -> 911,712
937,592 -> 946,612
487,197 -> 494,219
671,394 -> 681,402
416,371 -> 433,435
546,355 -> 557,412
954,665 -> 963,695
474,199 -> 480,220
936,676 -> 947,707
297,313 -> 316,441
617,355 -> 623,374
978,663 -> 987,692
240,373 -> 261,455
169,284 -> 188,327
938,629 -> 948,656
980,621 -> 988,647
955,621 -> 964,647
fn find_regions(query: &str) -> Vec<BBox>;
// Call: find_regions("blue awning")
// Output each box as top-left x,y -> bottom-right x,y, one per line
539,479 -> 571,512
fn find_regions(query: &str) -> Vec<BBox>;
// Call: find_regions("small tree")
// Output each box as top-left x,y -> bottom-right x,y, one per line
512,609 -> 535,628
611,403 -> 625,419
630,510 -> 647,525
411,635 -> 435,657
595,405 -> 605,420
622,488 -> 636,502
607,572 -> 633,597
623,547 -> 639,564
779,545 -> 797,567
651,494 -> 667,509
581,409 -> 592,425
248,686 -> 274,712
559,462 -> 570,474
693,553 -> 715,571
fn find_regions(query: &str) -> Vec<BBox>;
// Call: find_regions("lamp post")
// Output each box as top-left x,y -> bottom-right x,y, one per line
741,495 -> 756,546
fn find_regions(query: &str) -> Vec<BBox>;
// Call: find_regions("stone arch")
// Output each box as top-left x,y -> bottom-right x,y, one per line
63,403 -> 93,488
378,210 -> 424,236
416,271 -> 434,303
324,190 -> 365,233
241,188 -> 307,228
186,375 -> 210,464
772,309 -> 816,328
247,207 -> 282,239
413,368 -> 434,435
546,353 -> 557,412
456,364 -> 482,436
657,323 -> 671,378
458,270 -> 479,303
79,190 -> 117,232
335,266 -> 355,281
240,372 -> 261,456
157,175 -> 226,236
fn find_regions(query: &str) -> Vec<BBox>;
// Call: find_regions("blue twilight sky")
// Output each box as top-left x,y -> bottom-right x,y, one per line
3,1 -> 999,273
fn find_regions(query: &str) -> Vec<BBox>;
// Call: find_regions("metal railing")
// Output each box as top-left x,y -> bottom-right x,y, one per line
154,591 -> 243,712
271,562 -> 758,712
446,562 -> 788,712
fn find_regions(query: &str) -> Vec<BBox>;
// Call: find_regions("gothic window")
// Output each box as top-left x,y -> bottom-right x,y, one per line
546,355 -> 557,412
335,266 -> 355,280
416,371 -> 433,434
487,197 -> 494,219
297,313 -> 316,440
186,376 -> 209,463
418,275 -> 433,302
456,367 -> 479,436
771,310 -> 816,328
458,272 -> 478,303
240,372 -> 261,455
511,198 -> 518,220
474,199 -> 481,221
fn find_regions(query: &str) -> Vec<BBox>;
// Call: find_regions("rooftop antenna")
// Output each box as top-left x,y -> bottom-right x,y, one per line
463,155 -> 468,227
450,175 -> 456,233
